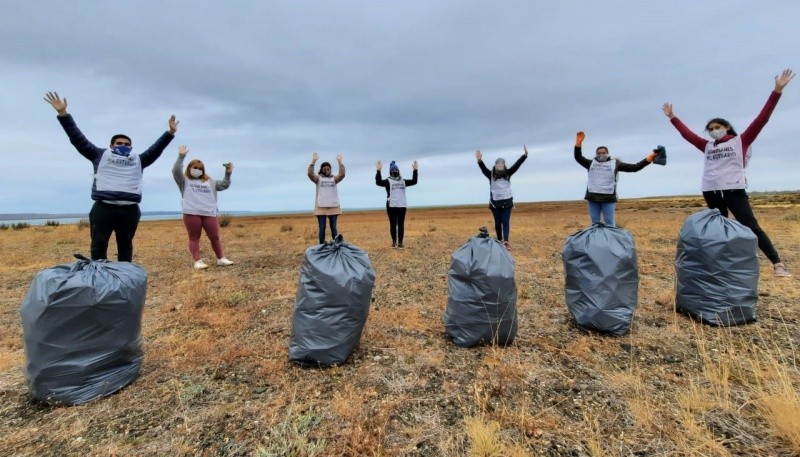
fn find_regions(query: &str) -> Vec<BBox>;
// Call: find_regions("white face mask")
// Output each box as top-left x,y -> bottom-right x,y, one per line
709,128 -> 727,140
190,169 -> 203,178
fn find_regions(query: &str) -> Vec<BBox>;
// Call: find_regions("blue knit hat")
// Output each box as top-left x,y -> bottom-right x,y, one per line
389,161 -> 399,173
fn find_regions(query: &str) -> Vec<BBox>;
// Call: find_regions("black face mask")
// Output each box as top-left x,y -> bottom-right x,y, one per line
390,171 -> 400,178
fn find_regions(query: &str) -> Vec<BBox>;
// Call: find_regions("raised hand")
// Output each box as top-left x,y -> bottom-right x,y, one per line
774,68 -> 795,93
178,145 -> 189,156
475,150 -> 482,161
575,131 -> 586,147
168,115 -> 179,134
336,154 -> 343,163
44,92 -> 68,115
412,160 -> 418,170
311,152 -> 319,163
376,160 -> 383,170
646,151 -> 658,163
224,162 -> 234,173
523,145 -> 529,156
662,103 -> 675,119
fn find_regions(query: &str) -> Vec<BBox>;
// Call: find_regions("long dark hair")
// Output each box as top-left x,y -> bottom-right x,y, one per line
705,118 -> 737,135
318,161 -> 332,175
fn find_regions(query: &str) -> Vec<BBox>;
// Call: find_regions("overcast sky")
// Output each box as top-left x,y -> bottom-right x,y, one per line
2,1 -> 798,215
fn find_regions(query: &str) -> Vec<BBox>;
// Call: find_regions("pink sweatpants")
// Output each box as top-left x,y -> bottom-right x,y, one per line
182,214 -> 224,261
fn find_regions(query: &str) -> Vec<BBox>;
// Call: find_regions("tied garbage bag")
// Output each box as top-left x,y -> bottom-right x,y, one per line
21,255 -> 147,405
675,209 -> 758,326
289,236 -> 375,367
562,224 -> 639,335
443,227 -> 518,347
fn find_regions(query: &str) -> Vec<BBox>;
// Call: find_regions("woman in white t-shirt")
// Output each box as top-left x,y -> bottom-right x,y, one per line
308,152 -> 345,244
172,145 -> 234,269
663,69 -> 794,277
476,147 -> 528,250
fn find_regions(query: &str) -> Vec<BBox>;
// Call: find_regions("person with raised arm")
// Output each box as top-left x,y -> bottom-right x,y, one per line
308,152 -> 345,244
375,160 -> 418,248
172,146 -> 234,269
44,92 -> 178,261
476,147 -> 528,250
662,69 -> 795,277
573,131 -> 658,227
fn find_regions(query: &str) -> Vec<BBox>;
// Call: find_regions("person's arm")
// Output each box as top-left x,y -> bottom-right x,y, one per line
574,147 -> 592,169
406,162 -> 418,186
740,70 -> 794,148
334,154 -> 345,183
617,154 -> 655,172
475,150 -> 491,179
308,152 -> 319,183
172,146 -> 187,189
375,161 -> 388,187
573,132 -> 591,169
140,115 -> 179,168
44,92 -> 104,161
216,163 -> 233,191
507,146 -> 528,176
662,103 -> 708,152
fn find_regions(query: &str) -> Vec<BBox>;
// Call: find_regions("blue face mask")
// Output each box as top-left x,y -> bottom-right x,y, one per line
112,145 -> 132,156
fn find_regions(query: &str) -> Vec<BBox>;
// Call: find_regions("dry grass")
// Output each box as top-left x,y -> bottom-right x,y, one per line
1,195 -> 799,456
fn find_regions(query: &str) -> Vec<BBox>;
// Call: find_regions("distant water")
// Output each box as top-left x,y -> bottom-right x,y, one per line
0,211 -> 299,226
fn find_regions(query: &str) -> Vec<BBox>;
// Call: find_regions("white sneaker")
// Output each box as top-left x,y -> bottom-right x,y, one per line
217,257 -> 234,266
194,260 -> 209,270
773,263 -> 792,277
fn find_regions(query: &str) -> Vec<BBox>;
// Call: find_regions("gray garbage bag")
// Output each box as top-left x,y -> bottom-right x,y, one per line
20,255 -> 147,405
562,224 -> 639,336
289,237 -> 375,367
675,209 -> 758,326
443,227 -> 518,347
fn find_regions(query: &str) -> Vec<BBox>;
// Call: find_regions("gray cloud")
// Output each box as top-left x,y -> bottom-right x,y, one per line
2,1 -> 798,216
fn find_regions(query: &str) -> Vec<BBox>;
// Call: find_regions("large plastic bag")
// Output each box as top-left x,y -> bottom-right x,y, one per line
443,227 -> 518,347
289,237 -> 375,366
562,224 -> 639,336
675,209 -> 758,326
21,255 -> 147,405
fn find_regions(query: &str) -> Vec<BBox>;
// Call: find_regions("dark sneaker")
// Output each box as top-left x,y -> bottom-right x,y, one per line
397,243 -> 404,249
503,241 -> 511,251
392,242 -> 397,248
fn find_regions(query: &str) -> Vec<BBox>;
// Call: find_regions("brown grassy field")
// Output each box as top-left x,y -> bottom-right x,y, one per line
1,195 -> 799,456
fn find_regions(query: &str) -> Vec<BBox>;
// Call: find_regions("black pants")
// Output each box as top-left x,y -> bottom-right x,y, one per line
386,205 -> 407,243
490,206 -> 512,241
89,201 -> 141,261
703,189 -> 780,264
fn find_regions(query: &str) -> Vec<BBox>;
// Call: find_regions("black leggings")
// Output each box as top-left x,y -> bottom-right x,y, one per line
386,205 -> 407,243
703,189 -> 781,264
89,201 -> 141,261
